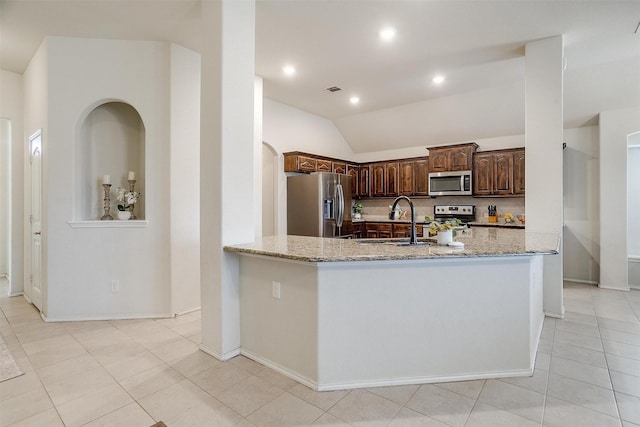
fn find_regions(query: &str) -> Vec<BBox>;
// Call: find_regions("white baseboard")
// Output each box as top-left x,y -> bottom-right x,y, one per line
240,348 -> 534,392
41,312 -> 174,322
630,284 -> 640,290
8,291 -> 24,297
199,344 -> 240,362
241,349 -> 318,390
174,306 -> 201,317
544,310 -> 564,319
564,278 -> 599,286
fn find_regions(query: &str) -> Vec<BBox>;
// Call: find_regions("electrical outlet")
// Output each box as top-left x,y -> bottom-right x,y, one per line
111,279 -> 120,292
272,281 -> 281,299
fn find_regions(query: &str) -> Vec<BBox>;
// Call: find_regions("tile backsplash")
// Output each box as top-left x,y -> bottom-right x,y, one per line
354,196 -> 525,222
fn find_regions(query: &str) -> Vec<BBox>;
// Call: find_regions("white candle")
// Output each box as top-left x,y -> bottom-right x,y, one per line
128,171 -> 135,180
103,175 -> 111,185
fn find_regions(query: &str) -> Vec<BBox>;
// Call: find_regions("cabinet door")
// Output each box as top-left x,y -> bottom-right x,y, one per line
513,150 -> 525,195
493,153 -> 514,195
297,155 -> 317,172
352,222 -> 364,239
332,162 -> 346,174
371,163 -> 386,197
347,164 -> 359,196
414,159 -> 429,196
316,159 -> 332,172
473,154 -> 493,195
385,162 -> 400,196
378,227 -> 393,238
359,165 -> 371,197
450,147 -> 474,171
393,224 -> 410,238
399,161 -> 415,196
429,150 -> 449,172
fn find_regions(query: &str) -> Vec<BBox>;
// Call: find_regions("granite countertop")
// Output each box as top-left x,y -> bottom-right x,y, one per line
469,221 -> 525,229
224,228 -> 559,263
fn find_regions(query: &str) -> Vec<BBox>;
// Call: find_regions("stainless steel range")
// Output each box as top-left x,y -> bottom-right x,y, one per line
433,205 -> 476,224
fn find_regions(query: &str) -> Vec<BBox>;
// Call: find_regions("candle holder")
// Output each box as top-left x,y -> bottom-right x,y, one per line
128,179 -> 137,220
100,184 -> 113,220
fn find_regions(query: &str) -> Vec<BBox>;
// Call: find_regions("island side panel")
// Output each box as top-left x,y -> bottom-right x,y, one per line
316,257 -> 539,390
239,255 -> 319,386
529,255 -> 545,360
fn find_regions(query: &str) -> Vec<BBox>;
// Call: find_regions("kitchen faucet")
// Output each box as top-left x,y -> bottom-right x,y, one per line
391,195 -> 418,244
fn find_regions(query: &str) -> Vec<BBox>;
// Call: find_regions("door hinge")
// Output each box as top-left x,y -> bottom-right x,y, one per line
29,274 -> 32,283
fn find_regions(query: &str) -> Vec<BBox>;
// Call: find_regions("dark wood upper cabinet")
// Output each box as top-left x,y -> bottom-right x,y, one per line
332,162 -> 346,174
473,153 -> 493,196
359,164 -> 371,198
283,148 -> 522,199
284,153 -> 317,172
371,163 -> 386,197
428,143 -> 478,172
493,152 -> 514,195
473,149 -> 524,197
414,159 -> 429,196
385,162 -> 400,196
346,164 -> 359,196
513,149 -> 525,195
399,161 -> 415,196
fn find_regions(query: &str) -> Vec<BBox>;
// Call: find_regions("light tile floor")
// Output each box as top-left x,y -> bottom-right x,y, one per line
1,278 -> 640,426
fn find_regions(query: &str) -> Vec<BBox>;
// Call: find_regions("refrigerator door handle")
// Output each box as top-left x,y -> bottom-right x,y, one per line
336,183 -> 344,228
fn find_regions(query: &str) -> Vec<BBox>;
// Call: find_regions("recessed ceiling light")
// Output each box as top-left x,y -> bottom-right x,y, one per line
349,96 -> 360,105
282,65 -> 296,76
379,27 -> 396,41
432,75 -> 445,85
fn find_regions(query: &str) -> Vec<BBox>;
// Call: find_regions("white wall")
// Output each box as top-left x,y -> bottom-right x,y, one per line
169,44 -> 201,314
263,99 -> 355,160
628,136 -> 640,289
22,42 -> 48,304
600,107 -> 640,290
1,70 -> 24,296
563,126 -> 600,284
628,141 -> 640,256
19,36 -> 205,320
0,118 -> 10,277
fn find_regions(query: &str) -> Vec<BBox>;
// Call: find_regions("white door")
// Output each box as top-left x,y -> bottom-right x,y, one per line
29,130 -> 43,311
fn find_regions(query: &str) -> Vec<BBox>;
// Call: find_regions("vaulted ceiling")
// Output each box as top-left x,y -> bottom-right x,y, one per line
2,0 -> 639,152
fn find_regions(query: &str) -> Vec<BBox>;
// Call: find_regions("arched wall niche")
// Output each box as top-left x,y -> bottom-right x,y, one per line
75,101 -> 146,220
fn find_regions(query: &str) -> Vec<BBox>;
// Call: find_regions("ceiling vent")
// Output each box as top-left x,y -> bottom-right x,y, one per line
326,86 -> 342,92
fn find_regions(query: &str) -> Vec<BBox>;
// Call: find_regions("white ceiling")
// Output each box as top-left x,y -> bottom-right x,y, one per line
1,0 -> 639,153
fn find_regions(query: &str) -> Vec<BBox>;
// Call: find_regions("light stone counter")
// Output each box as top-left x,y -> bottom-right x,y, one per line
223,228 -> 559,263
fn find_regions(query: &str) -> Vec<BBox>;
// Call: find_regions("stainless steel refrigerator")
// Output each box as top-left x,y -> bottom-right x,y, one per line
287,173 -> 353,238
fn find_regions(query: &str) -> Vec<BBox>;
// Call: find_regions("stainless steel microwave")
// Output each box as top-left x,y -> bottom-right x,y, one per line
428,170 -> 472,196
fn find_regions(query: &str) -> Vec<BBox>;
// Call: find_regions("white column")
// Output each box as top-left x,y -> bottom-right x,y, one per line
599,108 -> 640,291
525,36 -> 564,317
200,0 -> 256,359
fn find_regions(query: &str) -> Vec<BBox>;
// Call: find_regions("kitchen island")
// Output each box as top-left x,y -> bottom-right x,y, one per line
224,228 -> 559,391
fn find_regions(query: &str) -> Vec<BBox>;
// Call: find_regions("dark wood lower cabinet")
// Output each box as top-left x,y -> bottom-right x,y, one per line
363,222 -> 422,239
365,222 -> 393,238
392,223 -> 423,238
352,222 -> 364,239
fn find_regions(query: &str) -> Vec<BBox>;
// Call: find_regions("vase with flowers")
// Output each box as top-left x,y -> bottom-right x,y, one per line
429,219 -> 464,245
353,202 -> 364,220
116,187 -> 142,220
